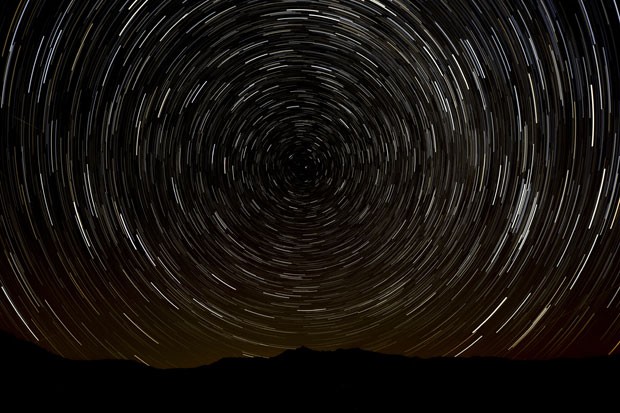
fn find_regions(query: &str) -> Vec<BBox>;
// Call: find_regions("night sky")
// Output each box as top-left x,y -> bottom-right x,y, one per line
1,0 -> 619,369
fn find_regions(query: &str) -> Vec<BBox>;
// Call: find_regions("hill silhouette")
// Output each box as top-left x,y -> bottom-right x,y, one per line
1,331 -> 618,410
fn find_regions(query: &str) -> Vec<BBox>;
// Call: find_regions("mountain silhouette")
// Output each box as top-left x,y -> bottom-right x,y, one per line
1,331 -> 618,410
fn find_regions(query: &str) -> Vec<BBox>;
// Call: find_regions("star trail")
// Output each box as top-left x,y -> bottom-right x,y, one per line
1,0 -> 620,368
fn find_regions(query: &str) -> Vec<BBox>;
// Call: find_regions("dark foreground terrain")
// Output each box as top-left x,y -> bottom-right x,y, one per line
0,331 -> 617,410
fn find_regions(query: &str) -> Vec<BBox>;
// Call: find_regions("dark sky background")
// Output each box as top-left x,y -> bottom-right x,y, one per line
1,0 -> 619,368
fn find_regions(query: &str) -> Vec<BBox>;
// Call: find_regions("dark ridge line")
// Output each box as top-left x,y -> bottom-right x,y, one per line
1,329 -> 618,370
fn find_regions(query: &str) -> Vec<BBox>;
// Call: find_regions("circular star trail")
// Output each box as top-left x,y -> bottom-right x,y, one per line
1,0 -> 620,367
